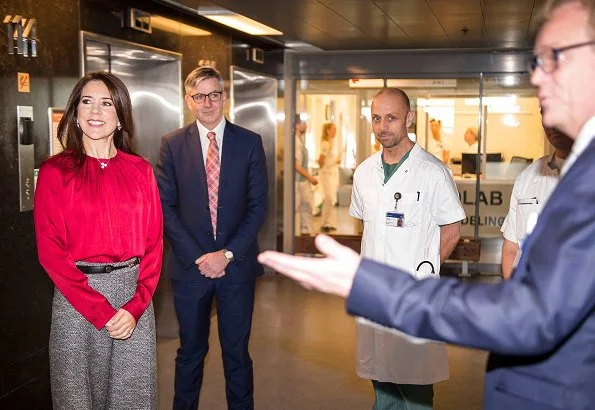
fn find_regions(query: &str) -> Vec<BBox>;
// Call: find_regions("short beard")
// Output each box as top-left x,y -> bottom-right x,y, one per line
378,132 -> 406,149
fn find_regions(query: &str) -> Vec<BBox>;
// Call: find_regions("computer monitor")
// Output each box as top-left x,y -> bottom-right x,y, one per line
461,153 -> 502,174
461,153 -> 479,174
486,153 -> 503,163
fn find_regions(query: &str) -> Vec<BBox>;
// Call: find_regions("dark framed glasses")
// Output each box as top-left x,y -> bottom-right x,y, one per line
530,40 -> 595,73
190,90 -> 223,103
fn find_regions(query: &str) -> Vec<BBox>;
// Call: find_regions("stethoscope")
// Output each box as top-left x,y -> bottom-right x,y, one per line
416,260 -> 436,274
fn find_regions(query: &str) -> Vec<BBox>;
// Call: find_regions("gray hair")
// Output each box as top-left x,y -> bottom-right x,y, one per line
184,66 -> 224,94
540,0 -> 595,35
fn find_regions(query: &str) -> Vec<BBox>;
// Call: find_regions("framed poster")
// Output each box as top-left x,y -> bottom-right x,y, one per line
48,107 -> 64,156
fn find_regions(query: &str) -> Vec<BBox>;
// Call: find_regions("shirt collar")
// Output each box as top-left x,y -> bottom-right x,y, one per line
196,117 -> 226,144
377,143 -> 418,169
544,153 -> 564,176
561,116 -> 595,176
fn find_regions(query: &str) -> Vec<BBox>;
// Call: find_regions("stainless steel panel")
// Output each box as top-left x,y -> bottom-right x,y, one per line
82,33 -> 183,165
17,105 -> 34,212
230,67 -> 278,254
289,49 -> 531,80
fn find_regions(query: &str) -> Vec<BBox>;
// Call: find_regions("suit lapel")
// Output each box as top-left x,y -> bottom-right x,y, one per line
185,123 -> 209,205
219,121 -> 236,192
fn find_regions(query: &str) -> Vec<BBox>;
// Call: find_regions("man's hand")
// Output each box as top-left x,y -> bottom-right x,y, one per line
196,251 -> 229,278
258,234 -> 360,298
309,176 -> 318,186
106,309 -> 136,339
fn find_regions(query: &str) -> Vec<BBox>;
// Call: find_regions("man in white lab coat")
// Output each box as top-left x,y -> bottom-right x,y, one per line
500,125 -> 573,279
350,88 -> 465,410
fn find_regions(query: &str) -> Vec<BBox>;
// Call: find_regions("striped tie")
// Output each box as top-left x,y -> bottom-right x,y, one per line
205,131 -> 220,237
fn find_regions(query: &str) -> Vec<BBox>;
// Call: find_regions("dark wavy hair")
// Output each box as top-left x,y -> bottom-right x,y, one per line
57,71 -> 136,168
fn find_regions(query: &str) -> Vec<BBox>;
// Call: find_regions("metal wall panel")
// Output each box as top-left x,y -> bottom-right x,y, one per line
288,48 -> 532,80
83,33 -> 183,165
230,67 -> 278,255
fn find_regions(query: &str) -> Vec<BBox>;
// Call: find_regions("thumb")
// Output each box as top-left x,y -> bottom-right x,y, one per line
314,234 -> 349,259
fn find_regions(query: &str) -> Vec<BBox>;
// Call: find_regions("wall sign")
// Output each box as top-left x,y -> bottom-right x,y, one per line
17,72 -> 30,92
3,15 -> 37,57
48,107 -> 64,156
455,179 -> 513,237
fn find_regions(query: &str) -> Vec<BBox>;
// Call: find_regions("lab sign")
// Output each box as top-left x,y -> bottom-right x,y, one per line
454,178 -> 513,237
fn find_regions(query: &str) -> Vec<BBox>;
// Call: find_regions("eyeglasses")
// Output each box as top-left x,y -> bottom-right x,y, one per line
190,90 -> 223,103
530,40 -> 595,73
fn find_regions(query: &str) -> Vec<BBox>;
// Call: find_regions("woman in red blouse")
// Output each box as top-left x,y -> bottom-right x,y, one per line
34,72 -> 163,409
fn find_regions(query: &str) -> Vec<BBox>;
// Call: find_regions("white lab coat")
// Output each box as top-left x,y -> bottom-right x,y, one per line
319,140 -> 339,227
296,135 -> 313,234
501,154 -> 560,244
427,134 -> 449,162
349,144 -> 465,384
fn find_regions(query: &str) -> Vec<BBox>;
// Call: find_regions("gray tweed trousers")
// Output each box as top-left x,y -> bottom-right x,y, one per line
49,261 -> 157,410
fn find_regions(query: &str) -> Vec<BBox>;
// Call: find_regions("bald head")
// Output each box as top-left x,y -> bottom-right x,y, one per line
374,88 -> 411,110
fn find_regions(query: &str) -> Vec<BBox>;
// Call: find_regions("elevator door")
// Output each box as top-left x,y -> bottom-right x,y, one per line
83,36 -> 183,165
230,67 -> 278,255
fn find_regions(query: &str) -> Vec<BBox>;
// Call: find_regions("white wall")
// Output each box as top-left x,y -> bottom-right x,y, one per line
417,96 -> 545,164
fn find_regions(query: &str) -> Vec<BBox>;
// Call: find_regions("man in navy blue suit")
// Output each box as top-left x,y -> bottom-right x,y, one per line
157,66 -> 267,409
259,1 -> 595,409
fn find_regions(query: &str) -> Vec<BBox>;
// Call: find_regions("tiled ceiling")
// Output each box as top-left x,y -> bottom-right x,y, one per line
162,0 -> 545,50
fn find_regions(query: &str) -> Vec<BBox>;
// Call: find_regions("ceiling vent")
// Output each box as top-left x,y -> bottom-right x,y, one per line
125,8 -> 152,34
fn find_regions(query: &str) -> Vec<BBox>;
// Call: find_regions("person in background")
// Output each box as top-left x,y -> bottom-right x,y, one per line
34,71 -> 163,409
463,126 -> 479,153
500,124 -> 573,278
371,139 -> 382,155
157,66 -> 268,410
427,119 -> 450,164
295,115 -> 318,235
350,87 -> 464,410
318,122 -> 340,232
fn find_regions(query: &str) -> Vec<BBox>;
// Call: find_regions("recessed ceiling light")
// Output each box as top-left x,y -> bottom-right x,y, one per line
151,15 -> 211,36
198,7 -> 282,36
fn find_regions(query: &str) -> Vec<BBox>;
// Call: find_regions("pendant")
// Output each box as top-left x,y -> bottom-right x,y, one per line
100,162 -> 108,169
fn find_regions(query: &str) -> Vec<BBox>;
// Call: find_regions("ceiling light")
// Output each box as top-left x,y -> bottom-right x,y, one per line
151,15 -> 211,36
198,7 -> 282,36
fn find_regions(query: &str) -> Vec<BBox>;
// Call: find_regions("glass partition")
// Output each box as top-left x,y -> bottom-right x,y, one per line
290,74 -> 544,251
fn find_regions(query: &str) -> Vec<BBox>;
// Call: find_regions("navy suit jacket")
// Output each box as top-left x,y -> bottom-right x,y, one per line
348,139 -> 595,409
156,121 -> 268,283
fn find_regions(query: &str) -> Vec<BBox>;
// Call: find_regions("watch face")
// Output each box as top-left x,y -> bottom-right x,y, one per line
225,250 -> 233,259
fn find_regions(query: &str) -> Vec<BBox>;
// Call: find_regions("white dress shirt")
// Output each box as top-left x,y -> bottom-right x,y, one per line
562,116 -> 595,176
196,118 -> 226,165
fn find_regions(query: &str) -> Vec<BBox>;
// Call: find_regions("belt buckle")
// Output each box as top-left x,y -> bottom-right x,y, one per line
105,265 -> 114,273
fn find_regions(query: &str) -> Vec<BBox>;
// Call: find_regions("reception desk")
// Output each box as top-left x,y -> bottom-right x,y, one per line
454,176 -> 514,238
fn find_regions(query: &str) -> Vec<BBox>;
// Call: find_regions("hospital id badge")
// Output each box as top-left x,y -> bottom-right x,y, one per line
386,211 -> 405,227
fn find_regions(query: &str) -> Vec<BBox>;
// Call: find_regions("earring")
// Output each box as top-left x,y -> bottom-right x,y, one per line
76,119 -> 80,127
117,123 -> 122,131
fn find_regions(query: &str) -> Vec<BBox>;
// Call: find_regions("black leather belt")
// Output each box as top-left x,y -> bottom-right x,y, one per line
77,257 -> 140,274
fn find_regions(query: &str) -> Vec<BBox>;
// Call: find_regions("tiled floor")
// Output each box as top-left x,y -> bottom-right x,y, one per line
157,276 -> 487,410
309,204 -> 361,236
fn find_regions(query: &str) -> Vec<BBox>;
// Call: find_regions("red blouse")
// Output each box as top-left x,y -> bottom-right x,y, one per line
34,150 -> 163,330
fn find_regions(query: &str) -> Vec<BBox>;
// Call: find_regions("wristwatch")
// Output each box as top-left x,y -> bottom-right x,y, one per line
222,248 -> 234,262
